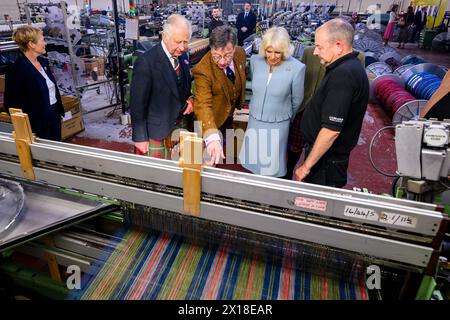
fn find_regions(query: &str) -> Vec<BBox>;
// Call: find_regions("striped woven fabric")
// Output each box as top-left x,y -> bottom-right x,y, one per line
71,228 -> 368,300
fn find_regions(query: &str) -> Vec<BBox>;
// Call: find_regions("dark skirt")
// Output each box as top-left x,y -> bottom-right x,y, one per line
397,26 -> 410,43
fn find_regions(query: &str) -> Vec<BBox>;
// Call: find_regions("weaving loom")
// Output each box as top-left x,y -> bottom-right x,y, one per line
69,227 -> 368,300
0,112 -> 448,300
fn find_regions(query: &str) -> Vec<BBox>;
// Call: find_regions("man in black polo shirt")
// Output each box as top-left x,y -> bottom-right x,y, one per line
295,18 -> 369,188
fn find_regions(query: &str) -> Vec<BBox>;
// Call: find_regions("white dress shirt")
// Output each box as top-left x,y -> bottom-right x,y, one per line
39,67 -> 57,105
162,40 -> 177,68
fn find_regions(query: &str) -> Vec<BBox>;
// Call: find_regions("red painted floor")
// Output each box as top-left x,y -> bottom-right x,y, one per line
345,104 -> 397,194
68,136 -> 134,154
391,41 -> 450,68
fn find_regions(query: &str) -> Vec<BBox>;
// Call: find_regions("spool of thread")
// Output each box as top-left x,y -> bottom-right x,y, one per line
400,55 -> 427,66
405,72 -> 442,100
374,79 -> 416,116
365,55 -> 378,67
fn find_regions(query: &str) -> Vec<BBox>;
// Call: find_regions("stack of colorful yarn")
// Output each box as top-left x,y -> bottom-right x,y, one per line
374,78 -> 416,116
405,72 -> 443,100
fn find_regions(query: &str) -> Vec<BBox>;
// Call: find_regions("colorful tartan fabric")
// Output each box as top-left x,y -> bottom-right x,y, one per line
71,228 -> 368,300
145,117 -> 189,160
148,139 -> 170,159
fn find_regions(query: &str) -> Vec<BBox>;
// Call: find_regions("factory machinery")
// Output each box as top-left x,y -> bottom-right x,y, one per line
0,113 -> 449,300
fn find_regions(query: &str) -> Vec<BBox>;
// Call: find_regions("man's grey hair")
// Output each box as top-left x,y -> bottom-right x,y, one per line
163,14 -> 192,38
209,25 -> 237,49
317,18 -> 354,46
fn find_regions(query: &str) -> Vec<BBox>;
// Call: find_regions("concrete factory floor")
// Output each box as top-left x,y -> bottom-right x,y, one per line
66,44 -> 450,195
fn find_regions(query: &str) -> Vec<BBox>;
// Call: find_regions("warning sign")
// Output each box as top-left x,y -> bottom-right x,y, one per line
294,197 -> 328,212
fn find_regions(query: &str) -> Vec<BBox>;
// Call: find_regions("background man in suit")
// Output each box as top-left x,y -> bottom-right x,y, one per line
411,6 -> 427,42
235,2 -> 257,46
208,7 -> 224,36
130,14 -> 194,159
193,26 -> 247,165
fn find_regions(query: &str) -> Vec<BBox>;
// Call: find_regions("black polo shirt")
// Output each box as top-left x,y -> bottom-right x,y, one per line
300,51 -> 369,155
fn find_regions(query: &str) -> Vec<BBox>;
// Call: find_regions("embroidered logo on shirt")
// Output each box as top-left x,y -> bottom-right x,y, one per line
329,116 -> 344,123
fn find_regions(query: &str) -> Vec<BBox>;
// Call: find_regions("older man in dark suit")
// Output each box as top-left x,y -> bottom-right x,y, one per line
130,14 -> 194,159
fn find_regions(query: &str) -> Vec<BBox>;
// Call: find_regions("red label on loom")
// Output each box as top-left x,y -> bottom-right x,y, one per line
294,197 -> 327,212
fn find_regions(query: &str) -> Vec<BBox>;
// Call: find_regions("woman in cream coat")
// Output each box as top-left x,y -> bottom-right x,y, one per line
239,27 -> 305,177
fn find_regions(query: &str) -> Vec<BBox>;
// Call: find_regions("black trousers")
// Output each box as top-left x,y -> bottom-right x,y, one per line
410,25 -> 423,43
39,105 -> 62,141
303,143 -> 349,188
285,149 -> 301,180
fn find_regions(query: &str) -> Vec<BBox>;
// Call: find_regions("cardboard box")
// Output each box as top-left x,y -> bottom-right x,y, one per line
61,111 -> 84,141
0,74 -> 5,93
0,112 -> 12,133
81,56 -> 105,77
61,95 -> 80,114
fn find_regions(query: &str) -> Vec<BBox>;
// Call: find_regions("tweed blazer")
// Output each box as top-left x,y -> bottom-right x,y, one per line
420,71 -> 450,118
192,46 -> 247,137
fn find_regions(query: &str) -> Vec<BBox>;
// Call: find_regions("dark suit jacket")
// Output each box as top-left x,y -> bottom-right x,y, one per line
208,18 -> 224,35
130,42 -> 191,141
414,10 -> 427,29
235,10 -> 257,44
406,12 -> 415,24
4,54 -> 64,137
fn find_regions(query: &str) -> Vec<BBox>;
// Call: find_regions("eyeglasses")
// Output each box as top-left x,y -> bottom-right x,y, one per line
211,52 -> 234,63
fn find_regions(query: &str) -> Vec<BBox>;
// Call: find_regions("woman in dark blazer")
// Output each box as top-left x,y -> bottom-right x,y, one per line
4,26 -> 64,141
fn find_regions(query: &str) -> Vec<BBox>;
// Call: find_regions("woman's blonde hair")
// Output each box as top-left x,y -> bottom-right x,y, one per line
258,26 -> 292,60
12,25 -> 43,52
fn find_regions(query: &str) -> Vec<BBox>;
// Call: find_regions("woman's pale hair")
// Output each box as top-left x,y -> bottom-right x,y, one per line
258,27 -> 293,60
12,25 -> 43,52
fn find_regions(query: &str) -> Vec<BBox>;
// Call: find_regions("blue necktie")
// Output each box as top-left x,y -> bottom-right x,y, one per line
226,66 -> 235,84
244,13 -> 248,20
